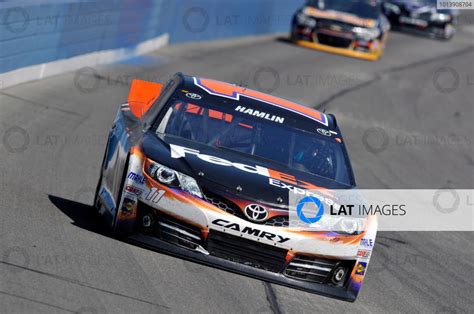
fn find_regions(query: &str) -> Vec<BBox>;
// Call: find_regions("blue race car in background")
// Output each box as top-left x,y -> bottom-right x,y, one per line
382,0 -> 459,39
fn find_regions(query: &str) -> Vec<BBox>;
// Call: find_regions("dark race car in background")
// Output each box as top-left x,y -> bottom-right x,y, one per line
290,0 -> 390,61
382,0 -> 459,39
93,73 -> 377,301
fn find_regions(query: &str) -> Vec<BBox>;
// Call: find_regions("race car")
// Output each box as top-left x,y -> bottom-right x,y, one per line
290,0 -> 390,61
94,72 -> 377,301
382,0 -> 458,39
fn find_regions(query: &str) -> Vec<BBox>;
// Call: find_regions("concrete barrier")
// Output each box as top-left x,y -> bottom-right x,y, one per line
0,0 -> 303,88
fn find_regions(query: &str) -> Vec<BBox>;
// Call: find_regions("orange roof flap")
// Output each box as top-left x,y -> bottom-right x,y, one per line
128,79 -> 163,119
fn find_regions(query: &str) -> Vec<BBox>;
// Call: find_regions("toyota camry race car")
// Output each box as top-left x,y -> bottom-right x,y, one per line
94,73 -> 377,301
382,0 -> 458,39
290,0 -> 390,61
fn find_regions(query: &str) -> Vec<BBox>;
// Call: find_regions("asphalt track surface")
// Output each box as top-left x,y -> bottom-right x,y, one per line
1,21 -> 473,313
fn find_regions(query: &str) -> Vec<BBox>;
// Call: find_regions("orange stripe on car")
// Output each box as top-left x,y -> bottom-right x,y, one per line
303,6 -> 376,28
193,77 -> 328,126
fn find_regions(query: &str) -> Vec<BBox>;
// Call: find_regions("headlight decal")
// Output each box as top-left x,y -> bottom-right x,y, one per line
296,12 -> 317,28
353,27 -> 380,41
144,158 -> 203,199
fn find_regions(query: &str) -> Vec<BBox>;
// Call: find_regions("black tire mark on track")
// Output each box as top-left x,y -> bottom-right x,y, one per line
263,282 -> 282,314
314,45 -> 474,110
0,290 -> 76,313
0,260 -> 170,310
0,91 -> 82,117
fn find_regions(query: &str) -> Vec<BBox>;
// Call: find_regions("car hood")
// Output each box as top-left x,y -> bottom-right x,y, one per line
303,6 -> 377,28
140,132 -> 350,208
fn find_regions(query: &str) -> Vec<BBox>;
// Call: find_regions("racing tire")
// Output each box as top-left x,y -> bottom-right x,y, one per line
289,26 -> 298,41
93,136 -> 110,213
93,147 -> 130,237
111,154 -> 131,236
442,24 -> 455,40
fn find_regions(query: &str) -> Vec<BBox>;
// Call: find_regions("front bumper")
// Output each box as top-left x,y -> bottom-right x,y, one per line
291,25 -> 384,61
111,151 -> 377,301
128,232 -> 359,301
118,192 -> 368,302
393,23 -> 455,39
293,40 -> 382,61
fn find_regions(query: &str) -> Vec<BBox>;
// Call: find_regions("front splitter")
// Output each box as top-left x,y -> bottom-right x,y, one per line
128,233 -> 357,302
293,40 -> 382,61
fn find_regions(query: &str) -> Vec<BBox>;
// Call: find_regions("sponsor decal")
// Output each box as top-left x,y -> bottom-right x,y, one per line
234,105 -> 285,124
268,178 -> 333,200
127,172 -> 145,184
121,196 -> 136,215
186,92 -> 202,100
125,185 -> 143,196
329,24 -> 342,32
145,187 -> 166,204
317,128 -> 332,136
355,261 -> 367,275
357,249 -> 371,259
244,204 -> 269,222
212,219 -> 290,243
169,144 -> 328,194
360,238 -> 374,248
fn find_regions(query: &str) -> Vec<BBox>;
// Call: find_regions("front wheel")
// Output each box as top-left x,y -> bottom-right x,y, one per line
93,152 -> 129,237
290,26 -> 298,41
93,173 -> 103,213
442,24 -> 455,40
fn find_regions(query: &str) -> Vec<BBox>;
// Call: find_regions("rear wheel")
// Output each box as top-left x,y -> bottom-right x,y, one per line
311,30 -> 318,43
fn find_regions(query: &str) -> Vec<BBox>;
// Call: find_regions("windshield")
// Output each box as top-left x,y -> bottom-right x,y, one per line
416,0 -> 437,3
154,96 -> 353,185
307,0 -> 380,19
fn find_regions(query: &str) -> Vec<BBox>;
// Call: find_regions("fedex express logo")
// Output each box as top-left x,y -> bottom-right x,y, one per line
170,144 -> 328,195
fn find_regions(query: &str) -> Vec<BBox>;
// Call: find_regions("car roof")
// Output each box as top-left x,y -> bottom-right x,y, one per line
180,74 -> 334,129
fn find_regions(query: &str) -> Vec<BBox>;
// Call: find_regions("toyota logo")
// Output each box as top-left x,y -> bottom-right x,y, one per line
244,204 -> 269,222
317,128 -> 332,137
186,92 -> 202,100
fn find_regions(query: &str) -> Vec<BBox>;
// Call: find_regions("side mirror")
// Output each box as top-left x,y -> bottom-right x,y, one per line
128,79 -> 163,119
